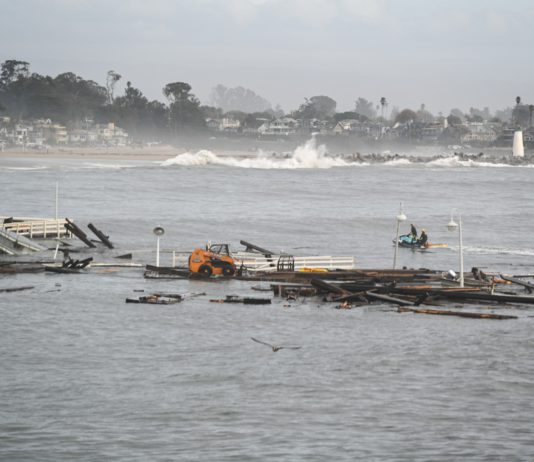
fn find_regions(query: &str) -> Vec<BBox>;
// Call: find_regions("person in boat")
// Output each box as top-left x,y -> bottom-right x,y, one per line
410,223 -> 418,240
417,229 -> 428,247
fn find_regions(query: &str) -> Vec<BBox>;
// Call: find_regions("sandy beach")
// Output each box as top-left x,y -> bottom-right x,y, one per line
0,145 -> 191,161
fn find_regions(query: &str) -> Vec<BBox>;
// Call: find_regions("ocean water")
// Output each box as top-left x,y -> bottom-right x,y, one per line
1,139 -> 534,461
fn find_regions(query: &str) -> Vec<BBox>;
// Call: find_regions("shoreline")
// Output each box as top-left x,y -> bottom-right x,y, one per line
0,144 -> 527,163
0,145 -> 187,161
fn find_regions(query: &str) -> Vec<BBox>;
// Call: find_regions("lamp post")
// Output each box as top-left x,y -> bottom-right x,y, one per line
393,203 -> 407,269
55,182 -> 59,221
153,226 -> 165,267
446,210 -> 464,287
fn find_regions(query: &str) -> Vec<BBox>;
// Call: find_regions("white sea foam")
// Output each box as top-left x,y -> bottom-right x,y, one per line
160,139 -> 533,170
458,245 -> 534,257
1,166 -> 48,171
425,157 -> 529,168
384,158 -> 412,166
160,137 -> 367,169
82,163 -> 138,170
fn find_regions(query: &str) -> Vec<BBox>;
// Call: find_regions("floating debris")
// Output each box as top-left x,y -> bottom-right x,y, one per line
126,293 -> 183,305
397,307 -> 517,320
0,285 -> 34,293
210,295 -> 271,305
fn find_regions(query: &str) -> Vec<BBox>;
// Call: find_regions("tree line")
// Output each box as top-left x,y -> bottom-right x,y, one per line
0,59 -> 529,141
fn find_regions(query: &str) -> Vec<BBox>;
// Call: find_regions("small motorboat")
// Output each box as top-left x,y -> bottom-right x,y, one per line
396,234 -> 425,248
394,235 -> 448,250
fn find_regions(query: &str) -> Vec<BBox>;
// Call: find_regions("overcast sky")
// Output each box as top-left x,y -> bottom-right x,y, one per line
1,0 -> 533,114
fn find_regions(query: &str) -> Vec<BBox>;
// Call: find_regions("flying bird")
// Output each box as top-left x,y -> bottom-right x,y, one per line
251,337 -> 302,352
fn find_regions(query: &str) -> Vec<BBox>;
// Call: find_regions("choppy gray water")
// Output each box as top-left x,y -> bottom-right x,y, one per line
1,149 -> 534,461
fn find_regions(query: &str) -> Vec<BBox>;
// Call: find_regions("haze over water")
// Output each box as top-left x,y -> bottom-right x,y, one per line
1,141 -> 534,461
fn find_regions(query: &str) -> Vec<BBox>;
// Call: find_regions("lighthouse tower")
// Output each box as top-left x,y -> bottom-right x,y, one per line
513,130 -> 524,157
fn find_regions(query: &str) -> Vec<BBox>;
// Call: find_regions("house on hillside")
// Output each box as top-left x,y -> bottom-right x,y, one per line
219,118 -> 241,133
258,117 -> 297,136
68,129 -> 99,145
461,122 -> 497,144
95,123 -> 128,146
420,121 -> 446,143
205,118 -> 221,131
33,119 -> 68,145
297,118 -> 329,134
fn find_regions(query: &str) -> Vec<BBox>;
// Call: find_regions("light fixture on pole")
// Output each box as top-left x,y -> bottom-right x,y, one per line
446,210 -> 464,287
393,202 -> 407,269
55,182 -> 59,221
153,226 -> 165,267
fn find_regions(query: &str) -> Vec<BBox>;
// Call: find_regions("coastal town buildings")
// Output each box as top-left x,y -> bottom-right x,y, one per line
0,113 -> 528,150
0,118 -> 128,149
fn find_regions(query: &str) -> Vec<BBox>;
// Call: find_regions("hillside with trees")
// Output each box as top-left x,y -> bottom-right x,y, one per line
1,59 -> 531,150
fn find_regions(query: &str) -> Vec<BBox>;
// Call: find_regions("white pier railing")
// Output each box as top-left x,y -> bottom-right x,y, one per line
170,250 -> 356,272
232,253 -> 356,272
0,217 -> 72,239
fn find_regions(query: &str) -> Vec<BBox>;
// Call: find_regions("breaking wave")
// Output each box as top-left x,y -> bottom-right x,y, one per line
159,137 -> 534,170
161,137 -> 366,169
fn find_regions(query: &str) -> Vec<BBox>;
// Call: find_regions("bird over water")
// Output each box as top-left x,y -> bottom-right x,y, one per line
251,337 -> 302,352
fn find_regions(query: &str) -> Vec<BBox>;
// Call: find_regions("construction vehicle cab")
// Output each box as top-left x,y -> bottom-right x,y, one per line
207,243 -> 230,256
189,246 -> 236,277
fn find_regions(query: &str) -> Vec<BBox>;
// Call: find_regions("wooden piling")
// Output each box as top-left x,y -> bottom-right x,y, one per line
87,223 -> 114,249
64,219 -> 96,248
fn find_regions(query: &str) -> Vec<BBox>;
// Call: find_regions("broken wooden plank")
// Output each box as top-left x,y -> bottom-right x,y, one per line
144,265 -> 189,279
64,219 -> 96,248
365,291 -> 415,306
114,253 -> 133,259
430,291 -> 534,305
239,240 -> 275,257
310,278 -> 350,295
500,275 -> 534,293
397,307 -> 517,320
332,291 -> 367,303
87,223 -> 114,249
126,293 -> 182,304
0,285 -> 34,293
210,295 -> 271,305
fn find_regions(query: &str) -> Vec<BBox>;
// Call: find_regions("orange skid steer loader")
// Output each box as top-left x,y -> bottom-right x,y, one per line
188,247 -> 236,277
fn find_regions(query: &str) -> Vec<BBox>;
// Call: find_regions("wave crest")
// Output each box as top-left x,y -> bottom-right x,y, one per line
160,138 -> 534,170
161,137 -> 365,169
